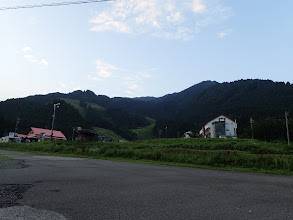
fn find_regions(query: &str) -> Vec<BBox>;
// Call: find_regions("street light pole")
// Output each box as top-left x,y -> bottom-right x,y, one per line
165,127 -> 168,139
285,111 -> 290,145
250,118 -> 254,139
158,129 -> 162,138
137,127 -> 142,143
72,127 -> 76,141
14,117 -> 20,133
50,103 -> 60,141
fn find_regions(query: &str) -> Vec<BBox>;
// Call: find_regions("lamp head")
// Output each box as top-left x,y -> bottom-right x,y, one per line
54,103 -> 61,108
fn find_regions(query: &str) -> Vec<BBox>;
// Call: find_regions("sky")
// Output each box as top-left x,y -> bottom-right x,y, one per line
0,0 -> 293,101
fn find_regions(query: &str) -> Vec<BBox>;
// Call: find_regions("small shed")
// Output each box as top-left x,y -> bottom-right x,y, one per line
0,132 -> 22,143
74,127 -> 99,142
184,131 -> 193,138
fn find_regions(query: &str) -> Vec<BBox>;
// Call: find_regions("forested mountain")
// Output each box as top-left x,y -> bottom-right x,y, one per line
154,80 -> 293,139
0,94 -> 149,140
181,80 -> 293,134
1,79 -> 293,141
108,81 -> 218,118
0,99 -> 90,139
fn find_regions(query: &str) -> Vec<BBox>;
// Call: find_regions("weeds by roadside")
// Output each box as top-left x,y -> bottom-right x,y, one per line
1,138 -> 293,174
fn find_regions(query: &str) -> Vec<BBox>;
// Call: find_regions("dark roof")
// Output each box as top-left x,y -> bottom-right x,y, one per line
76,128 -> 98,135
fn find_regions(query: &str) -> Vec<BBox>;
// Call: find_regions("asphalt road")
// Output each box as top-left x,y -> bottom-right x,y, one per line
1,150 -> 293,220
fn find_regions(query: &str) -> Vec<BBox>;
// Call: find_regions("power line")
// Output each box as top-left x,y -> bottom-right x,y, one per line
0,0 -> 114,11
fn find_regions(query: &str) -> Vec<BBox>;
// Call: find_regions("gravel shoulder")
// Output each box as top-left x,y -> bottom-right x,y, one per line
0,154 -> 31,208
0,184 -> 33,208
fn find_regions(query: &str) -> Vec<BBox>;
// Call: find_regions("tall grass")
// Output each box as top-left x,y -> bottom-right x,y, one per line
1,138 -> 293,174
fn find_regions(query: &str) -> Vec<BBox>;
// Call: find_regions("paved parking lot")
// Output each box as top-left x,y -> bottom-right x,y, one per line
1,150 -> 293,220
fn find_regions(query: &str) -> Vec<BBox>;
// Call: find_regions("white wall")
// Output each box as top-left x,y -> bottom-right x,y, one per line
201,115 -> 237,138
0,136 -> 10,143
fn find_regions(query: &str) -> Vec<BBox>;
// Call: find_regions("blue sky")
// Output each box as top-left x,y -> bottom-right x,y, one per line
1,0 -> 292,101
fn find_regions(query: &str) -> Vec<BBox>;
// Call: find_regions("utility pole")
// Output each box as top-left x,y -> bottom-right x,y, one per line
158,129 -> 162,138
165,126 -> 168,139
98,133 -> 105,142
250,118 -> 254,139
50,103 -> 60,141
137,127 -> 142,143
14,117 -> 20,133
72,127 -> 76,141
285,111 -> 290,145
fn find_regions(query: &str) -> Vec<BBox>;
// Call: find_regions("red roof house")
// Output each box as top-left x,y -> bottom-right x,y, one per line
26,127 -> 67,140
16,134 -> 28,138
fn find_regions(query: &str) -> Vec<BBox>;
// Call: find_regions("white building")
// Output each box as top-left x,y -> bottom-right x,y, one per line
199,115 -> 237,138
0,136 -> 10,143
184,131 -> 193,138
0,132 -> 22,143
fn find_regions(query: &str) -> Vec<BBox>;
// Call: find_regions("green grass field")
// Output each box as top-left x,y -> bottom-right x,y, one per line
1,138 -> 293,175
93,127 -> 125,141
61,98 -> 105,117
131,117 -> 156,140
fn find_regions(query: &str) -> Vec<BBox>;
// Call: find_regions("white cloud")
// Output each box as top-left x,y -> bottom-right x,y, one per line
40,59 -> 49,66
58,82 -> 67,90
166,12 -> 183,23
124,81 -> 139,90
40,91 -> 49,95
89,59 -> 156,95
217,29 -> 232,38
57,82 -> 81,93
95,59 -> 118,78
19,46 -> 49,67
88,75 -> 102,81
138,72 -> 151,78
192,0 -> 206,13
99,69 -> 112,77
90,21 -> 130,33
24,54 -> 38,63
129,84 -> 138,89
22,46 -> 32,52
73,86 -> 81,91
217,31 -> 227,38
89,0 -> 233,40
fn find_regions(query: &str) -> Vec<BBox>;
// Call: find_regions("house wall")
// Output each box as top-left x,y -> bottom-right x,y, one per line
201,115 -> 237,138
0,136 -> 10,143
223,120 -> 237,137
76,133 -> 97,142
28,130 -> 35,136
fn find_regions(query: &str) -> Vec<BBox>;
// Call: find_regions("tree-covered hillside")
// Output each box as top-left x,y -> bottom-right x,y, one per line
0,99 -> 90,139
149,80 -> 293,139
0,93 -> 149,140
108,81 -> 217,118
182,80 -> 293,129
1,79 -> 293,141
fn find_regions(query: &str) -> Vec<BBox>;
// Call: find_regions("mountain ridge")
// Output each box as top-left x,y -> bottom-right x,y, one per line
1,79 -> 293,141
